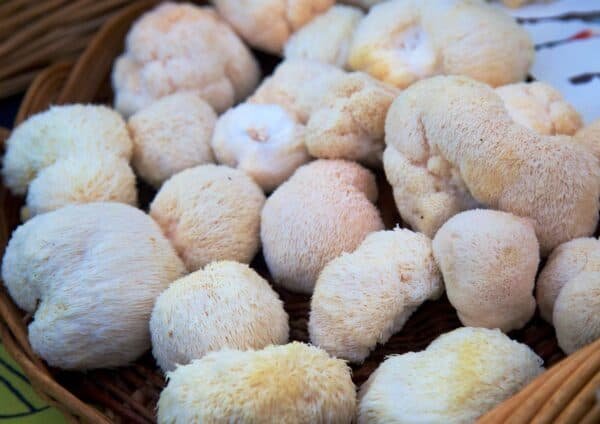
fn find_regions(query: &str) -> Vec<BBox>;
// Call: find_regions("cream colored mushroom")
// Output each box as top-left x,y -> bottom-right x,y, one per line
305,71 -> 398,166
536,237 -> 600,323
553,271 -> 600,354
432,209 -> 538,332
249,59 -> 344,123
310,228 -> 442,363
112,3 -> 260,116
2,104 -> 132,195
284,5 -> 364,67
261,159 -> 384,293
358,327 -> 544,423
384,75 -> 600,254
150,261 -> 288,372
496,82 -> 582,135
157,343 -> 356,423
348,0 -> 533,88
150,165 -> 265,271
213,0 -> 334,54
128,92 -> 217,188
1,203 -> 186,370
24,156 -> 137,219
575,119 -> 600,160
211,103 -> 309,192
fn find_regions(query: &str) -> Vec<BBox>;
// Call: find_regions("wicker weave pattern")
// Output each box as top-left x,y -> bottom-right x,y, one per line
0,0 -> 144,99
0,1 -> 598,422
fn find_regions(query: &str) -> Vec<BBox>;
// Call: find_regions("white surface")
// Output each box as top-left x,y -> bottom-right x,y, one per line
493,0 -> 600,124
532,37 -> 600,124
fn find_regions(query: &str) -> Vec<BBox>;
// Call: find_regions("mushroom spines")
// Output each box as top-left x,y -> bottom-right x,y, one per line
157,342 -> 356,423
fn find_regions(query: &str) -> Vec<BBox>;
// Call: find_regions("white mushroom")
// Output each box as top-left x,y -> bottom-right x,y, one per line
310,228 -> 442,362
157,343 -> 356,423
261,159 -> 384,293
536,237 -> 600,323
24,155 -> 137,219
358,327 -> 544,423
150,165 -> 265,272
553,271 -> 600,354
2,104 -> 132,195
150,261 -> 288,372
432,209 -> 539,332
284,5 -> 364,67
128,92 -> 217,188
211,103 -> 309,192
535,238 -> 600,353
112,3 -> 260,116
1,203 -> 186,370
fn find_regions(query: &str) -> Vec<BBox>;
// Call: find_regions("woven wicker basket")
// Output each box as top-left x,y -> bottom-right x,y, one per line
0,1 -> 599,422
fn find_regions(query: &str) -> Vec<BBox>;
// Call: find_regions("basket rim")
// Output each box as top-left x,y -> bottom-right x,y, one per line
0,0 -> 599,423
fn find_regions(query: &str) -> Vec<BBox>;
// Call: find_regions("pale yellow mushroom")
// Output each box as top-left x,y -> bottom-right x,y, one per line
284,5 -> 364,67
496,82 -> 582,136
157,343 -> 356,423
358,327 -> 544,423
348,0 -> 533,88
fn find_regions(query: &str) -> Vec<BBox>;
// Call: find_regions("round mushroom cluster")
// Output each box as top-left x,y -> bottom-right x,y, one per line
2,1 -> 600,423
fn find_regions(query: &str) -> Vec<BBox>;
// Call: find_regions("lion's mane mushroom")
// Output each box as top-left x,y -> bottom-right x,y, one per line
249,59 -> 344,124
358,327 -> 544,423
284,5 -> 364,67
213,0 -> 334,54
348,0 -> 533,88
384,75 -> 600,254
211,103 -> 309,192
432,209 -> 539,332
157,343 -> 356,423
536,237 -> 600,323
112,2 -> 260,117
1,203 -> 186,370
261,159 -> 384,293
536,238 -> 600,353
128,92 -> 217,188
24,156 -> 137,219
150,165 -> 265,272
496,82 -> 582,136
305,71 -> 398,166
2,104 -> 132,195
310,228 -> 442,363
575,119 -> 600,160
150,261 -> 288,372
553,272 -> 600,354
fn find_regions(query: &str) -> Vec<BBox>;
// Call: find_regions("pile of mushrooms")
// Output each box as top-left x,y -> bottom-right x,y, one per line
2,1 -> 599,423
